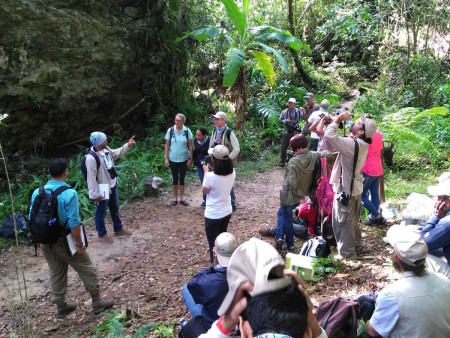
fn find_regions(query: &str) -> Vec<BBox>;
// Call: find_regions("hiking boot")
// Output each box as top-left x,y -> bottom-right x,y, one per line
115,227 -> 132,236
259,227 -> 274,237
364,215 -> 386,226
287,245 -> 296,252
92,297 -> 115,315
179,200 -> 189,206
99,233 -> 114,243
275,238 -> 284,249
56,302 -> 77,319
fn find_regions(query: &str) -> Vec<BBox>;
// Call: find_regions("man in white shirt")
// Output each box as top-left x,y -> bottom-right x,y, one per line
307,100 -> 330,151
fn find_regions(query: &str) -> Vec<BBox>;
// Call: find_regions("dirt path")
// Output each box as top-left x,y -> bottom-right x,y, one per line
0,164 -> 396,337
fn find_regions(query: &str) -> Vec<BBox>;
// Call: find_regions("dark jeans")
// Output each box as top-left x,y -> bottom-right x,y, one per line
196,166 -> 206,202
169,160 -> 188,185
308,138 -> 319,151
356,292 -> 378,323
362,173 -> 381,218
280,132 -> 295,163
230,187 -> 236,209
275,205 -> 295,248
95,185 -> 122,237
205,214 -> 232,263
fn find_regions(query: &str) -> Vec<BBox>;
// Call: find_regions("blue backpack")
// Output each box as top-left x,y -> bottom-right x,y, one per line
80,148 -> 100,181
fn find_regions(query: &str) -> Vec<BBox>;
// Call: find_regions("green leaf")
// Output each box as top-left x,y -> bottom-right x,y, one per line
248,42 -> 288,73
220,0 -> 246,41
256,32 -> 302,51
251,50 -> 274,86
176,27 -> 234,43
243,0 -> 251,17
223,47 -> 245,87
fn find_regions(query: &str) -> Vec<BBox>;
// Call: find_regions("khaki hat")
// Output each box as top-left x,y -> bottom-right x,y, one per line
359,112 -> 377,139
386,225 -> 428,267
304,92 -> 314,99
217,238 -> 291,316
208,145 -> 229,159
428,172 -> 450,196
288,98 -> 296,104
213,111 -> 228,121
215,232 -> 238,267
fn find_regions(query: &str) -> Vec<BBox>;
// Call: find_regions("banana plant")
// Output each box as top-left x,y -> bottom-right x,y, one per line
177,0 -> 310,130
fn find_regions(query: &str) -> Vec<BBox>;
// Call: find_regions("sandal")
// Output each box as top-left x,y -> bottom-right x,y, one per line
170,200 -> 178,207
179,200 -> 189,206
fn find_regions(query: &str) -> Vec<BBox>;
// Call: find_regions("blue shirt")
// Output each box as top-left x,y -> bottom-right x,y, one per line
30,180 -> 81,229
165,125 -> 193,163
370,290 -> 400,337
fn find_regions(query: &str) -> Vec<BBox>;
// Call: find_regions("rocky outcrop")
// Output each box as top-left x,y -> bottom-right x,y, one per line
0,0 -> 187,153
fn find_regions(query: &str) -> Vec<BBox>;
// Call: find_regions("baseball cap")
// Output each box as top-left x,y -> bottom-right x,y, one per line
215,232 -> 238,267
304,92 -> 314,99
217,238 -> 291,316
208,145 -> 229,159
90,132 -> 107,147
427,172 -> 450,196
213,111 -> 228,121
288,98 -> 296,104
386,225 -> 428,267
359,112 -> 377,139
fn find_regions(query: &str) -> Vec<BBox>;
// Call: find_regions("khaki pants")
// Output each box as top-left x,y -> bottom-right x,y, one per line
42,237 -> 99,306
332,194 -> 362,257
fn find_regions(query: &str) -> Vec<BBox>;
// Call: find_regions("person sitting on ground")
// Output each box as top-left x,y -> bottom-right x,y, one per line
420,172 -> 450,263
29,158 -> 115,318
202,145 -> 236,264
276,134 -> 331,251
306,100 -> 330,151
181,232 -> 238,337
364,228 -> 450,337
361,114 -> 386,226
199,237 -> 327,338
194,127 -> 210,208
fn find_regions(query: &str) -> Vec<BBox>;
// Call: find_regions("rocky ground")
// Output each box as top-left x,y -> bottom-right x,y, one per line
0,167 -> 396,337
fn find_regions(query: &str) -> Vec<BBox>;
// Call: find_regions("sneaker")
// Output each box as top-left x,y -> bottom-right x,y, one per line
180,317 -> 187,328
232,206 -> 237,213
115,227 -> 132,236
179,200 -> 189,206
170,200 -> 178,207
99,234 -> 114,244
93,297 -> 115,315
56,302 -> 77,319
275,238 -> 283,249
200,201 -> 206,208
287,245 -> 296,252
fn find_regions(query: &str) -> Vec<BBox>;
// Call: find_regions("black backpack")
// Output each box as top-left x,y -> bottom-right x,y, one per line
80,148 -> 100,180
29,186 -> 70,246
315,297 -> 360,338
169,127 -> 190,146
300,236 -> 330,258
0,212 -> 29,238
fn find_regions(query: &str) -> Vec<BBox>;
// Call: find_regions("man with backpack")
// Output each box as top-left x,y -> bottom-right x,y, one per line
365,229 -> 450,337
324,112 -> 376,261
85,132 -> 136,243
209,112 -> 240,212
29,158 -> 114,318
279,98 -> 303,167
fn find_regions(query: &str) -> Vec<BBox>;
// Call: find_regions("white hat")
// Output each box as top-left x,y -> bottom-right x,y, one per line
208,145 -> 229,160
359,112 -> 377,139
213,111 -> 228,121
386,225 -> 428,267
217,238 -> 291,316
288,98 -> 296,104
215,232 -> 238,267
428,172 -> 450,196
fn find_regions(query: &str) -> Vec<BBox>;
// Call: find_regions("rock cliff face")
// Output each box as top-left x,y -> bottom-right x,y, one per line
0,0 -> 187,153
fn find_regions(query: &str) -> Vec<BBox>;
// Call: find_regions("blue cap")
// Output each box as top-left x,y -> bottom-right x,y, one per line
90,132 -> 107,147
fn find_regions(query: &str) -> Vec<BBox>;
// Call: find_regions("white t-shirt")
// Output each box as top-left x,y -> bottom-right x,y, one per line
203,170 -> 236,219
308,109 -> 330,139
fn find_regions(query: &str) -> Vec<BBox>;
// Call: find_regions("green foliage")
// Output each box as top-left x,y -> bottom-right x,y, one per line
313,256 -> 345,282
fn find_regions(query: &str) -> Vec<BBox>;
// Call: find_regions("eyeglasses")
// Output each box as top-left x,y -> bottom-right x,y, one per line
175,119 -> 183,122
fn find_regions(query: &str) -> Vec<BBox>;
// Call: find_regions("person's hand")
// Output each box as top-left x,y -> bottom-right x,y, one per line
322,114 -> 331,123
221,281 -> 253,332
76,246 -> 86,255
336,112 -> 352,123
128,135 -> 136,148
300,107 -> 306,113
96,196 -> 103,202
187,159 -> 193,167
203,164 -> 209,173
286,118 -> 291,124
165,159 -> 169,167
434,197 -> 450,218
284,270 -> 323,338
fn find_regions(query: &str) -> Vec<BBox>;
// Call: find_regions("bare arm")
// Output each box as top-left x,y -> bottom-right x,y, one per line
366,320 -> 381,337
164,140 -> 170,167
70,225 -> 86,254
187,139 -> 194,167
201,165 -> 211,195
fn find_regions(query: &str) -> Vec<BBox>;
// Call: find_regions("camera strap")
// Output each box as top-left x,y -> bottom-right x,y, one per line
339,139 -> 359,195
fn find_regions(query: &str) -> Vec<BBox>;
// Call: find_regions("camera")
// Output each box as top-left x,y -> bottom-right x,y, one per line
319,113 -> 325,118
201,155 -> 213,167
337,191 -> 351,206
107,167 -> 118,179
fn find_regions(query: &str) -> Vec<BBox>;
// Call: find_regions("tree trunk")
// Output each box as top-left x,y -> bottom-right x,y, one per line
288,0 -> 312,86
234,68 -> 246,131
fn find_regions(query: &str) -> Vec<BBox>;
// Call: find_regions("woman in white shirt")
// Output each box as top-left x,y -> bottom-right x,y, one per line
202,145 -> 236,264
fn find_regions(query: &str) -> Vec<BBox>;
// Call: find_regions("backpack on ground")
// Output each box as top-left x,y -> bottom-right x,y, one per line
300,236 -> 330,258
0,212 -> 28,238
321,214 -> 336,247
315,297 -> 361,338
28,186 -> 70,248
80,148 -> 100,181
